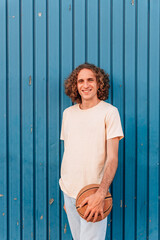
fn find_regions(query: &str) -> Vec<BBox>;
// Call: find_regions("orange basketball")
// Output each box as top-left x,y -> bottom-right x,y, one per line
76,184 -> 112,222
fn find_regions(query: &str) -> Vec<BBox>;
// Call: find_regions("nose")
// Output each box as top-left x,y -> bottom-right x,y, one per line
84,80 -> 89,88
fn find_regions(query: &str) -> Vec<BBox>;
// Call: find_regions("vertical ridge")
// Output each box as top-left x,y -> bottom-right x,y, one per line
46,0 -> 49,239
59,0 -> 62,239
110,0 -> 113,238
20,0 -> 23,239
85,0 -> 87,62
33,0 -> 36,238
135,0 -> 138,239
110,0 -> 113,105
6,0 -> 9,239
72,0 -> 75,70
122,0 -> 125,239
159,0 -> 160,238
98,0 -> 100,67
72,0 -> 75,106
147,0 -> 150,239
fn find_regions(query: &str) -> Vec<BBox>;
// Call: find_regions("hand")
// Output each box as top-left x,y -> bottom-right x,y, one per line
79,191 -> 105,223
63,204 -> 67,213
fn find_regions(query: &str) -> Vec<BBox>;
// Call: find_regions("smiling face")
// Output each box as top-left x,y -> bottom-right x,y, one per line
77,68 -> 99,103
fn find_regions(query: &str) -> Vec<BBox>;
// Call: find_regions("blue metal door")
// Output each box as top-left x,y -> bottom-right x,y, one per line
0,0 -> 159,239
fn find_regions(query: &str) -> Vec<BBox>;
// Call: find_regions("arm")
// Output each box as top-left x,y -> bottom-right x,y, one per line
80,137 -> 119,222
97,137 -> 119,197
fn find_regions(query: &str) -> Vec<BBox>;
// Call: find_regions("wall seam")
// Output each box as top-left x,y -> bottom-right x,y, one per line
46,0 -> 49,239
135,0 -> 138,239
110,0 -> 113,238
85,0 -> 87,62
147,0 -> 150,239
59,0 -> 62,239
122,0 -> 126,239
6,0 -> 9,238
33,0 -> 36,238
20,0 -> 23,239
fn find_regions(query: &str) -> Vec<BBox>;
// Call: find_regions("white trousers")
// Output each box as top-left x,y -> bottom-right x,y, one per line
63,192 -> 108,240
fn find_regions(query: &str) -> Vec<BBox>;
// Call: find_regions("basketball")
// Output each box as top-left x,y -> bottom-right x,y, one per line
76,184 -> 112,222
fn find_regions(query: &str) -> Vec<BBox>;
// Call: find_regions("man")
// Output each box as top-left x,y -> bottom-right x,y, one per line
59,63 -> 124,240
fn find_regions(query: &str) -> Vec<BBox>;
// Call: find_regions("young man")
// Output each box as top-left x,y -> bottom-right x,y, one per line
59,63 -> 124,240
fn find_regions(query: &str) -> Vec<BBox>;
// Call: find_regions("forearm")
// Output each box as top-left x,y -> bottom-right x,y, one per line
97,157 -> 118,197
82,136 -> 120,222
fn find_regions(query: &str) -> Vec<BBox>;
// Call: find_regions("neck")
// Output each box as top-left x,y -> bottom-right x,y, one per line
79,99 -> 101,110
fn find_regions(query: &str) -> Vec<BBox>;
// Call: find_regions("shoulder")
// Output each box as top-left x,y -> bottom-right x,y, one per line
62,104 -> 78,116
100,101 -> 118,115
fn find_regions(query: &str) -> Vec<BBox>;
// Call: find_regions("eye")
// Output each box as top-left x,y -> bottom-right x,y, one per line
77,79 -> 84,83
88,78 -> 94,82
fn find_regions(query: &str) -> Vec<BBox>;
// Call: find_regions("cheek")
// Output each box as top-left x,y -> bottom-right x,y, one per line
77,84 -> 81,94
94,84 -> 99,91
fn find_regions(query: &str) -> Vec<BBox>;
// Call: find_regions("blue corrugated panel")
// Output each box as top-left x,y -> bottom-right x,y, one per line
8,0 -> 21,239
87,0 -> 99,65
74,0 -> 85,67
0,0 -> 159,239
112,0 -> 124,239
148,0 -> 159,239
124,1 -> 136,240
21,0 -> 34,239
34,0 -> 47,239
100,1 -> 112,238
48,0 -> 60,239
61,0 -> 73,239
0,1 -> 7,239
137,1 -> 148,239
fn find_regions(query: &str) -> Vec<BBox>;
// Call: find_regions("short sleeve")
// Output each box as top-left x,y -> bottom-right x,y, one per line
60,112 -> 65,140
105,108 -> 124,140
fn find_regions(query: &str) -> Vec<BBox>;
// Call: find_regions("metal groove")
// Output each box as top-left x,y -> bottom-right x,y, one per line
72,0 -> 75,70
98,0 -> 100,67
157,1 -> 160,240
59,0 -> 62,239
147,1 -> 150,239
6,0 -> 9,239
46,0 -> 49,239
135,0 -> 138,238
20,0 -> 23,239
122,0 -> 125,239
85,0 -> 87,62
110,0 -> 113,238
33,0 -> 36,238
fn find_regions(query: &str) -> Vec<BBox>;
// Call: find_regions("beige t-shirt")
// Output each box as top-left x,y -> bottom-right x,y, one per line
59,100 -> 124,198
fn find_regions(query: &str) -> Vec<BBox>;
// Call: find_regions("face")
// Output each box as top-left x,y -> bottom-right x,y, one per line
77,68 -> 99,103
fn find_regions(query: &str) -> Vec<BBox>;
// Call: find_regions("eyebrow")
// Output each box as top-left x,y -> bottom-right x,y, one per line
77,77 -> 94,81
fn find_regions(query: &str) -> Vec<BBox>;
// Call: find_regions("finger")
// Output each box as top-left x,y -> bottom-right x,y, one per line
80,197 -> 88,208
93,212 -> 98,223
83,207 -> 91,219
63,204 -> 67,213
100,210 -> 104,220
86,210 -> 95,222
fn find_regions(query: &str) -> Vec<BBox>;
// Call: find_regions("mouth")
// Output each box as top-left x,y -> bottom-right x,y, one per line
82,89 -> 92,94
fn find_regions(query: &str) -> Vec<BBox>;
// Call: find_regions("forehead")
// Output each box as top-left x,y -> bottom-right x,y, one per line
77,68 -> 96,79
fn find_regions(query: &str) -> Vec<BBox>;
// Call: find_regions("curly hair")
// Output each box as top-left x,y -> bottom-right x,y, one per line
64,63 -> 110,103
